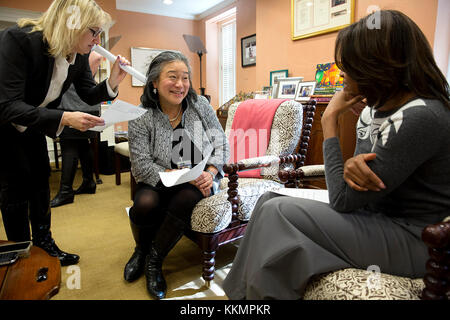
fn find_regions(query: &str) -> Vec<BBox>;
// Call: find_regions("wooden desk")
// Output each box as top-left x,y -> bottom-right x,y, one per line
0,242 -> 61,300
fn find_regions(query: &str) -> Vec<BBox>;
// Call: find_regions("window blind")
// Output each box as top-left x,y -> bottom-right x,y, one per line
221,20 -> 236,105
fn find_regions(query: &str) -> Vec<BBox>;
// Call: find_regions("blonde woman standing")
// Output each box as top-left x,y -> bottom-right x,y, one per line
0,0 -> 129,266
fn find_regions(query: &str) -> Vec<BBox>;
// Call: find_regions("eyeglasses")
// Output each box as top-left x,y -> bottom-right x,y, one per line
88,27 -> 103,38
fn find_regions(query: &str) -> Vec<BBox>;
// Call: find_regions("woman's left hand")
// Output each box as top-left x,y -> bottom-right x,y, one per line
191,171 -> 213,197
325,90 -> 366,119
108,55 -> 130,91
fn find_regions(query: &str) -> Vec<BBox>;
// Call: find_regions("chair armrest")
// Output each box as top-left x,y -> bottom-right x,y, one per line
223,154 -> 303,218
421,217 -> 450,300
278,164 -> 326,188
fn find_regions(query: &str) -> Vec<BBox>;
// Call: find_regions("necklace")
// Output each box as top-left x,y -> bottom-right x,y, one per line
169,106 -> 182,122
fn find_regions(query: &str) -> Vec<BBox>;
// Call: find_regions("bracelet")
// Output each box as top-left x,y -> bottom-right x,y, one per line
206,169 -> 216,180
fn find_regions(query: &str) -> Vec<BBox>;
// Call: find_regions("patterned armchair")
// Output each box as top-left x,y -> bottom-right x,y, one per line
279,165 -> 450,300
185,100 -> 317,286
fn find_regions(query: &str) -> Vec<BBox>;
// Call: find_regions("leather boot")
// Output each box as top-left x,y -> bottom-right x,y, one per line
124,219 -> 157,282
33,232 -> 80,266
145,213 -> 185,299
74,179 -> 96,195
30,188 -> 79,266
50,186 -> 74,208
76,139 -> 96,195
51,144 -> 77,207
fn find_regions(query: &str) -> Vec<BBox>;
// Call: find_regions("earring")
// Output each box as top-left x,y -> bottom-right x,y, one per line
153,88 -> 157,94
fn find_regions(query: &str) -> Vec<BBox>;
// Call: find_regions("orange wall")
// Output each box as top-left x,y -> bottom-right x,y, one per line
256,0 -> 438,90
0,0 -> 202,131
236,0 -> 256,94
0,0 -> 440,110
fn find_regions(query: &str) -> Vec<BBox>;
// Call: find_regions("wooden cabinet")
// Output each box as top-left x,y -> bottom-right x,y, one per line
304,102 -> 358,189
305,102 -> 358,166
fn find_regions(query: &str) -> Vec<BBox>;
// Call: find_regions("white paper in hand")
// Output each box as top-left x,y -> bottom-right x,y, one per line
159,147 -> 213,187
90,100 -> 147,131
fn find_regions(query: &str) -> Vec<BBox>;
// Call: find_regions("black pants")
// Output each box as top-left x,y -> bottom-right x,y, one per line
0,127 -> 52,242
130,182 -> 204,228
58,138 -> 94,190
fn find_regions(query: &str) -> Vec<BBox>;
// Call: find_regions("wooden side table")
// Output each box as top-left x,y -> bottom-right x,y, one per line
0,242 -> 61,300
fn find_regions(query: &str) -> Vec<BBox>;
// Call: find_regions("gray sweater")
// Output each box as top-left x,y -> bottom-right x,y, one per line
324,98 -> 450,226
128,95 -> 230,194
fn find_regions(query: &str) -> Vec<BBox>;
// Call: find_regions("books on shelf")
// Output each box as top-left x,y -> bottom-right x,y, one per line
310,94 -> 333,103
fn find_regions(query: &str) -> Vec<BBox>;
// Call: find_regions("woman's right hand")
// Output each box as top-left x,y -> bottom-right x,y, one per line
344,153 -> 386,192
61,111 -> 105,131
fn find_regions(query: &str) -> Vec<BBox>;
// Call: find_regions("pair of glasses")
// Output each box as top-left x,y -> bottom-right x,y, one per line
88,27 -> 103,38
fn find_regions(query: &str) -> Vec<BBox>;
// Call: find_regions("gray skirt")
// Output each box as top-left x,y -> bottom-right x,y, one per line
222,191 -> 428,300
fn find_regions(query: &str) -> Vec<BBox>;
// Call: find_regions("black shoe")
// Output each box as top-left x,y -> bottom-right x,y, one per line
145,247 -> 166,300
75,179 -> 96,195
33,236 -> 80,266
50,191 -> 74,208
144,213 -> 185,299
124,247 -> 147,282
123,218 -> 157,282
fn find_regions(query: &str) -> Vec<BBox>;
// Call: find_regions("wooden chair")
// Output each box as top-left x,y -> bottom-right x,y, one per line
185,100 -> 317,286
278,165 -> 450,300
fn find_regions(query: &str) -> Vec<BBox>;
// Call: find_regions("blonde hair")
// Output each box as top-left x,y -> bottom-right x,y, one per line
18,0 -> 111,58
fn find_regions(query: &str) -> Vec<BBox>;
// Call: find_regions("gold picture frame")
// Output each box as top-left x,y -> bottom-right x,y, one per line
291,0 -> 355,40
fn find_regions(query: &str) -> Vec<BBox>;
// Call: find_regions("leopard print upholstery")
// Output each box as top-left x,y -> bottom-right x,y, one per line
190,100 -> 304,233
303,268 -> 424,300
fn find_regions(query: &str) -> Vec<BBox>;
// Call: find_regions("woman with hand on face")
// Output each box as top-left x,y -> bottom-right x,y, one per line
0,0 -> 130,266
125,51 -> 229,299
223,10 -> 450,300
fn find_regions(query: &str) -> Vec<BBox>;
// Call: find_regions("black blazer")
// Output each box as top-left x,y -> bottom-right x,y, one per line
0,25 -> 114,138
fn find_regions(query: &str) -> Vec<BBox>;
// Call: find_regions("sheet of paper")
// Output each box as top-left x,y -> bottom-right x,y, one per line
90,100 -> 147,132
272,188 -> 329,203
159,147 -> 213,187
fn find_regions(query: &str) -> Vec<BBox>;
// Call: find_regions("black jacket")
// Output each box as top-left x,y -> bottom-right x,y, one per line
0,25 -> 113,138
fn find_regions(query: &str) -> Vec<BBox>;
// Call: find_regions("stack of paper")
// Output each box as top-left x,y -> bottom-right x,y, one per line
90,100 -> 147,132
272,188 -> 329,203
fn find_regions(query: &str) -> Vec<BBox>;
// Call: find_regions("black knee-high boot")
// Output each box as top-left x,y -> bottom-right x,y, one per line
145,213 -> 185,300
75,139 -> 96,195
124,218 -> 158,282
50,140 -> 77,208
30,187 -> 80,266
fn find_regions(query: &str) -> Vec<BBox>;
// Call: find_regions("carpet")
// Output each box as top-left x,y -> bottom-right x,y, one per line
0,168 -> 237,300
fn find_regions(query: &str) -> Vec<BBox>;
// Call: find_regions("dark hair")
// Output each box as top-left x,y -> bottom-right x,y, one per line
335,10 -> 449,109
140,51 -> 198,109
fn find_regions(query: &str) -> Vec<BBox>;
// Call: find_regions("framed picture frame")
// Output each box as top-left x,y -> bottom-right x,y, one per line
270,69 -> 288,86
276,77 -> 304,99
241,34 -> 256,67
295,81 -> 316,101
291,0 -> 355,40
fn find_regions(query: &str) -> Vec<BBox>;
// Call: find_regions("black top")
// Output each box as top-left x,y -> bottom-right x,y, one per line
169,102 -> 203,169
0,25 -> 114,138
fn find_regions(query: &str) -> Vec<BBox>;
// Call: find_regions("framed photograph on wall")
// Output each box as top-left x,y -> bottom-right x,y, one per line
241,34 -> 256,67
291,0 -> 355,40
276,77 -> 304,99
269,69 -> 288,86
295,81 -> 316,101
